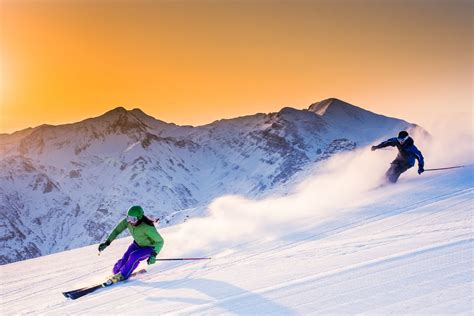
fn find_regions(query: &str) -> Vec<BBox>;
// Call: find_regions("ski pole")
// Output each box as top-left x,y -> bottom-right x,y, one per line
156,257 -> 211,261
424,165 -> 465,172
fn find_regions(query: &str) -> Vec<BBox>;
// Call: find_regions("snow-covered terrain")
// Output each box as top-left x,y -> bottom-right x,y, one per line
0,98 -> 418,264
1,148 -> 472,315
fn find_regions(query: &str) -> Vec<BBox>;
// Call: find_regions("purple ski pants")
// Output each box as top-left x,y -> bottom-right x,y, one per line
113,241 -> 154,279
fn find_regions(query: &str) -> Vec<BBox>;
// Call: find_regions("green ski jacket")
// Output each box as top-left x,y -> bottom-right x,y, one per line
106,218 -> 164,253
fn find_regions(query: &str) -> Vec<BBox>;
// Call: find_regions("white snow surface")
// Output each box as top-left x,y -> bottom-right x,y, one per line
1,158 -> 472,315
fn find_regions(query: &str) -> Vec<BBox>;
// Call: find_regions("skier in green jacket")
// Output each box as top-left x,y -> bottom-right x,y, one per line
98,205 -> 164,285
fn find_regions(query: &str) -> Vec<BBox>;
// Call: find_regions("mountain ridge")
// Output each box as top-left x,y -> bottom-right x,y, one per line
1,97 -> 407,136
0,98 -> 422,264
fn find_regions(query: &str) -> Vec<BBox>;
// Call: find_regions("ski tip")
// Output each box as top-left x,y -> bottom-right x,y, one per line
63,292 -> 77,300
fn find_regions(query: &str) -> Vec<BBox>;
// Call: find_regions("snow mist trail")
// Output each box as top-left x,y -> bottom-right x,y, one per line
412,112 -> 473,169
163,122 -> 473,259
163,147 -> 400,258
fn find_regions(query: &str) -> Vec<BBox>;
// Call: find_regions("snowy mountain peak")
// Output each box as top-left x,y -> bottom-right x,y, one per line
308,98 -> 368,117
102,106 -> 128,115
83,106 -> 152,136
95,106 -> 149,124
307,98 -> 411,142
130,108 -> 147,117
278,106 -> 300,115
82,106 -> 132,126
94,106 -> 131,122
86,106 -> 173,134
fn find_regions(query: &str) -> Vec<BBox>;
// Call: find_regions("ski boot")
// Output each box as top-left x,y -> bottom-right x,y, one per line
103,272 -> 125,287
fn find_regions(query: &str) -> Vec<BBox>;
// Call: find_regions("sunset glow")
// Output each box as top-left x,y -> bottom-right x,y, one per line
0,0 -> 472,133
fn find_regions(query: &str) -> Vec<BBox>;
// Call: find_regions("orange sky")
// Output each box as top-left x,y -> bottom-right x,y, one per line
0,0 -> 472,134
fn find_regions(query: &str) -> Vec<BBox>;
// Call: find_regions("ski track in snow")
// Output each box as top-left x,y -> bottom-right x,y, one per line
1,166 -> 473,315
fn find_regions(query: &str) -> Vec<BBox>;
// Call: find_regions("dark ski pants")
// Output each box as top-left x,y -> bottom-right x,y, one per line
113,241 -> 154,279
385,159 -> 412,183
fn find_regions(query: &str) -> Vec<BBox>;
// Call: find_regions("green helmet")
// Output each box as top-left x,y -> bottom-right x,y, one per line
127,205 -> 144,219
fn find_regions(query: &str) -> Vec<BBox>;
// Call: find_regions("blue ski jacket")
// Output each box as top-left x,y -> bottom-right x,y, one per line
374,137 -> 424,168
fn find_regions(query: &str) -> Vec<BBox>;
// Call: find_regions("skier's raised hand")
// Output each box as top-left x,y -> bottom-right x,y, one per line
98,240 -> 111,252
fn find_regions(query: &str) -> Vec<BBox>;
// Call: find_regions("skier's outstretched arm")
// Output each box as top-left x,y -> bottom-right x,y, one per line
371,138 -> 397,151
99,219 -> 127,251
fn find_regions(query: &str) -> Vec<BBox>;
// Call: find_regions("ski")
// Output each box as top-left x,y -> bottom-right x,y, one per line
62,269 -> 147,300
63,284 -> 103,300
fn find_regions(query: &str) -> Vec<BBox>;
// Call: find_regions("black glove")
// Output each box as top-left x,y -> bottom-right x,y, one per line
147,251 -> 157,265
98,240 -> 111,252
371,146 -> 377,151
418,166 -> 424,175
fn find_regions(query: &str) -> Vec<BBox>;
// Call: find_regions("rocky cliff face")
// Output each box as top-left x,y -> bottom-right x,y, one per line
0,98 -> 418,264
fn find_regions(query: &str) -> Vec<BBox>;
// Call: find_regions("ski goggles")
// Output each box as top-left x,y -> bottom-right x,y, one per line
126,215 -> 139,224
397,135 -> 409,144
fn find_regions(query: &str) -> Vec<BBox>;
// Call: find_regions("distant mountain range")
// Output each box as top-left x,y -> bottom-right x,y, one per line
0,98 -> 421,264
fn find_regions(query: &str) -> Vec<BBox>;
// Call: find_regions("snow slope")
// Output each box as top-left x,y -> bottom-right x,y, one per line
1,154 -> 472,314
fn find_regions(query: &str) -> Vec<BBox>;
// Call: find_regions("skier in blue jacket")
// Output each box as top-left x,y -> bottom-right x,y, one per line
371,131 -> 424,183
